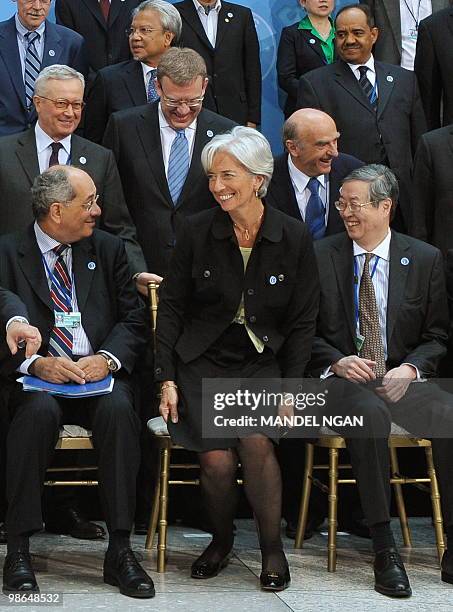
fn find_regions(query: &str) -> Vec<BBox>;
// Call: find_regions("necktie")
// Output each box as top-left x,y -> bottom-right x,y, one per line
24,31 -> 41,112
204,5 -> 212,15
48,244 -> 73,359
358,65 -> 377,110
100,0 -> 110,21
49,142 -> 63,168
305,177 -> 326,240
167,129 -> 189,205
147,69 -> 159,103
358,253 -> 386,377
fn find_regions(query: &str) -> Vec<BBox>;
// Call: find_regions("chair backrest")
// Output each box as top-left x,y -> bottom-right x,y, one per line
148,281 -> 159,353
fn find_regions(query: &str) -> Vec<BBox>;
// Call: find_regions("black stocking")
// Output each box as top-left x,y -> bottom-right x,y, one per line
236,435 -> 286,573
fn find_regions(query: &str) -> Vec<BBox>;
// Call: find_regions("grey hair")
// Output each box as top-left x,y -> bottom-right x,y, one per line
132,0 -> 182,42
342,164 -> 399,217
282,116 -> 299,148
201,126 -> 274,198
31,167 -> 76,221
34,64 -> 85,96
157,47 -> 207,85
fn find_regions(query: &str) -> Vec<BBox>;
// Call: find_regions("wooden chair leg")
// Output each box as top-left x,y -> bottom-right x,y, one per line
389,446 -> 411,547
425,445 -> 445,565
295,443 -> 314,549
327,448 -> 339,572
145,442 -> 162,551
157,443 -> 171,572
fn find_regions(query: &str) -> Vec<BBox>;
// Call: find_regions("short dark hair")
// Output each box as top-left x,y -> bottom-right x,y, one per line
335,3 -> 376,29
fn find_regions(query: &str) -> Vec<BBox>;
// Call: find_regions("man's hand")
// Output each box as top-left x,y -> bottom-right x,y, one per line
331,355 -> 377,383
77,355 -> 109,382
31,356 -> 86,384
7,322 -> 41,358
159,381 -> 179,423
375,364 -> 417,403
134,272 -> 163,297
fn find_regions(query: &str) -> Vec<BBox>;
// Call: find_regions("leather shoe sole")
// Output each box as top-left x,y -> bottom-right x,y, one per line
374,583 -> 412,598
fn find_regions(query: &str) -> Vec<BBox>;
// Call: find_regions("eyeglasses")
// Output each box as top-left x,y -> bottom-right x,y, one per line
36,96 -> 85,112
334,200 -> 377,213
63,194 -> 99,212
126,27 -> 163,37
161,93 -> 205,109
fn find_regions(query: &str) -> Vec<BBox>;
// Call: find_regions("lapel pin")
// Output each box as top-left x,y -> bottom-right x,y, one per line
87,261 -> 96,270
206,129 -> 214,137
400,257 -> 409,266
269,275 -> 277,285
387,75 -> 394,82
278,274 -> 285,282
227,12 -> 233,17
225,18 -> 230,22
49,49 -> 55,57
309,38 -> 316,44
79,156 -> 87,165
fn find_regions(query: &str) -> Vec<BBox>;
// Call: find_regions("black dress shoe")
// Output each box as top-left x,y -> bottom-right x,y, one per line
0,523 -> 6,545
374,548 -> 412,598
191,555 -> 230,579
441,548 -> 453,584
45,508 -> 105,540
260,565 -> 291,592
285,515 -> 324,540
2,552 -> 39,594
104,548 -> 155,598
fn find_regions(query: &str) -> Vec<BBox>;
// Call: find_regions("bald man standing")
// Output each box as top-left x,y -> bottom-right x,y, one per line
267,108 -> 363,239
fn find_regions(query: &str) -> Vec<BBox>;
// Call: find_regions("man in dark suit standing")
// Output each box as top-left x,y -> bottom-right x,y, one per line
0,165 -> 155,599
414,7 -> 453,131
297,4 -> 427,232
103,47 -> 236,284
174,0 -> 261,126
0,0 -> 88,136
310,163 -> 453,597
0,64 -> 146,278
55,0 -> 141,77
84,0 -> 182,144
268,108 -> 363,237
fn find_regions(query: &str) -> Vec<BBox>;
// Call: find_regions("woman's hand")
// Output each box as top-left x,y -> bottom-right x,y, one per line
159,380 -> 179,423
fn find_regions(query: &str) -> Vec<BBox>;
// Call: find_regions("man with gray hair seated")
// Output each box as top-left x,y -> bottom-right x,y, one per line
85,0 -> 182,144
308,163 -> 453,598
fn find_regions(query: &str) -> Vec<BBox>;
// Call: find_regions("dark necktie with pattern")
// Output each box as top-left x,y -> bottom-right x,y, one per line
305,177 -> 326,240
147,68 -> 159,103
100,0 -> 110,21
358,65 -> 377,110
358,252 -> 386,377
48,142 -> 63,168
47,244 -> 73,359
24,31 -> 41,112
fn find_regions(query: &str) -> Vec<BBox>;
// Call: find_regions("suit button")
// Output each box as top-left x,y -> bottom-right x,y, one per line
155,367 -> 162,375
249,315 -> 256,323
247,288 -> 254,295
213,73 -> 218,78
263,336 -> 269,342
203,270 -> 211,278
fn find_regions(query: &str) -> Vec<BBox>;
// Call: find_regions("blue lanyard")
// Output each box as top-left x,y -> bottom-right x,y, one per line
353,254 -> 379,327
42,253 -> 74,311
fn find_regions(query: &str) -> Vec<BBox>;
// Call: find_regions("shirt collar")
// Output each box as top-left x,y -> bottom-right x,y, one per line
158,103 -> 197,132
193,0 -> 222,14
15,13 -> 46,41
34,221 -> 68,255
353,228 -> 391,261
141,62 -> 157,76
287,155 -> 327,193
347,54 -> 375,76
35,121 -> 72,157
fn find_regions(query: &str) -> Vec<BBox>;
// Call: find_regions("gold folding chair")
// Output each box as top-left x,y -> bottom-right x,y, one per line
45,425 -> 98,487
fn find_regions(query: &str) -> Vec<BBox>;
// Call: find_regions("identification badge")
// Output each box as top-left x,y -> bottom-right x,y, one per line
409,28 -> 418,39
54,311 -> 81,328
355,333 -> 365,352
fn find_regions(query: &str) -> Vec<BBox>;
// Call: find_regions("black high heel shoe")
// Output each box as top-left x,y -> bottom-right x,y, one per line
191,553 -> 230,579
260,564 -> 291,591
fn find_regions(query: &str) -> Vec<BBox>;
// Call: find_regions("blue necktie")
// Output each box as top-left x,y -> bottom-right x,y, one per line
147,68 -> 159,103
48,244 -> 73,359
305,177 -> 326,240
358,65 -> 377,110
168,129 -> 189,205
24,31 -> 41,112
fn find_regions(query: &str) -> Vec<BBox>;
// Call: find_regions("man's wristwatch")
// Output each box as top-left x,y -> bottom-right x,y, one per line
97,352 -> 118,372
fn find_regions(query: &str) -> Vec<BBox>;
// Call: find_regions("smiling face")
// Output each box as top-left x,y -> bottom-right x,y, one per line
300,0 -> 334,18
129,8 -> 175,66
335,7 -> 378,65
34,78 -> 84,140
16,0 -> 51,31
156,75 -> 207,130
207,151 -> 263,214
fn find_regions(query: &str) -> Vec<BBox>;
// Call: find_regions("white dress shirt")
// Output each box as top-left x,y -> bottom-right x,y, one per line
158,104 -> 197,176
400,0 -> 432,70
348,55 -> 378,98
193,0 -> 221,47
15,14 -> 45,80
287,156 -> 330,224
35,122 -> 71,172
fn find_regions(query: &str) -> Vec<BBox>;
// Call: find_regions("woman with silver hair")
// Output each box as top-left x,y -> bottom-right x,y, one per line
155,126 -> 319,591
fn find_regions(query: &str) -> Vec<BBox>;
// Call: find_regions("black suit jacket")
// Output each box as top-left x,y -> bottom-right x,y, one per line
0,226 -> 147,378
411,125 -> 453,256
84,60 -> 147,144
277,21 -> 334,119
154,204 -> 320,381
297,59 -> 427,229
175,0 -> 261,125
55,0 -> 140,75
414,8 -> 453,131
102,102 -> 236,276
308,231 -> 448,378
266,152 -> 363,235
0,127 -> 146,275
0,17 -> 88,137
0,287 -> 29,363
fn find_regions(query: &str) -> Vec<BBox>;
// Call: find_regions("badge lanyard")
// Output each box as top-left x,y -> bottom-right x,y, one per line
353,254 -> 380,329
402,0 -> 422,31
42,253 -> 74,311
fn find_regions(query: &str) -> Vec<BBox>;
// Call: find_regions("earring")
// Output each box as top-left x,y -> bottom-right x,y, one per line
255,190 -> 259,198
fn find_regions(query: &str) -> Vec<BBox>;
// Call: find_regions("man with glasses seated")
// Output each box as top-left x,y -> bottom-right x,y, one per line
103,46 -> 236,287
0,0 -> 88,137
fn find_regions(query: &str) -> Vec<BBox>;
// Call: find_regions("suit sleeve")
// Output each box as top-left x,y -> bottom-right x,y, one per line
98,150 -> 147,276
410,136 -> 433,243
243,9 -> 262,125
409,71 -> 427,158
55,0 -> 76,29
414,18 -> 442,131
67,33 -> 90,80
0,287 -> 29,327
277,27 -> 299,101
446,249 -> 453,355
84,71 -> 108,144
297,75 -> 322,110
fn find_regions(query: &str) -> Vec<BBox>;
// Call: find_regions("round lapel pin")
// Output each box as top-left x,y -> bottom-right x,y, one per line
309,38 -> 316,44
225,18 -> 229,22
206,130 -> 214,137
88,261 -> 96,270
49,49 -> 55,57
400,257 -> 409,266
387,75 -> 394,83
227,12 -> 233,18
79,157 -> 87,165
269,275 -> 277,285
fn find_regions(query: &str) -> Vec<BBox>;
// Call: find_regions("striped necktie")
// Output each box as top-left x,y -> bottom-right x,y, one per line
167,129 -> 189,205
147,69 -> 159,103
47,244 -> 73,359
24,31 -> 41,112
358,65 -> 377,110
305,177 -> 326,240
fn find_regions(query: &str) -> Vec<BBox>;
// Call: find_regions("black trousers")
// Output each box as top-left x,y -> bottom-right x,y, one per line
5,377 -> 141,537
324,379 -> 453,528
